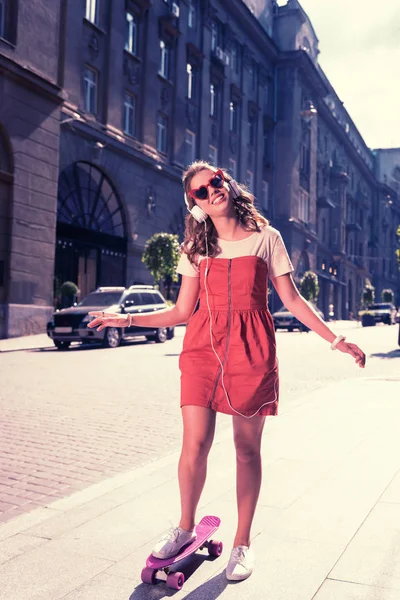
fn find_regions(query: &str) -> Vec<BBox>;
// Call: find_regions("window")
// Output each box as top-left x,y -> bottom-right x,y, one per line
262,181 -> 269,210
187,63 -> 194,99
188,0 -> 196,29
211,21 -> 221,51
300,124 -> 311,175
83,66 -> 98,114
229,102 -> 238,133
263,134 -> 269,162
123,93 -> 136,136
156,114 -> 168,153
248,117 -> 256,146
0,0 -> 4,38
125,12 -> 137,54
246,170 -> 254,191
85,0 -> 98,24
159,40 -> 170,79
248,60 -> 257,92
263,82 -> 269,112
210,84 -> 219,118
231,41 -> 241,74
299,189 -> 309,223
228,158 -> 237,180
208,145 -> 218,166
184,130 -> 196,165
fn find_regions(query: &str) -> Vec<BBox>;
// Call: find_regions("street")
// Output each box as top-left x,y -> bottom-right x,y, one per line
0,322 -> 399,523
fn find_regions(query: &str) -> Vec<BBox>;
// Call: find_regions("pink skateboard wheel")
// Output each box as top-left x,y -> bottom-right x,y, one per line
166,571 -> 185,590
141,567 -> 157,584
208,540 -> 223,557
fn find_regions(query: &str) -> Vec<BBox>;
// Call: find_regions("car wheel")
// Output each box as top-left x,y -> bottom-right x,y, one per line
167,327 -> 175,340
147,328 -> 168,343
54,341 -> 71,350
103,327 -> 121,348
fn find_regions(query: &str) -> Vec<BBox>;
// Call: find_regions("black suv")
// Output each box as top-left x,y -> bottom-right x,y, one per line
47,285 -> 175,350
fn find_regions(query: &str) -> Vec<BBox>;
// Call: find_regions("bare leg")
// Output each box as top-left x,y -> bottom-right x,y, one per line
232,415 -> 266,547
178,406 -> 216,531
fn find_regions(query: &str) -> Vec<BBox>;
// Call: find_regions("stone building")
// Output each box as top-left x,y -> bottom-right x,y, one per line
0,0 -> 64,337
0,0 -> 398,337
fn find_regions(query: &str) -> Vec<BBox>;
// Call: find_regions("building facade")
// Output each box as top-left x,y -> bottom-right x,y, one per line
0,0 -> 399,337
0,0 -> 64,337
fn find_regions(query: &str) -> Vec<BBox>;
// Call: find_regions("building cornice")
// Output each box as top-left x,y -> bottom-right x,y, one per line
0,53 -> 66,103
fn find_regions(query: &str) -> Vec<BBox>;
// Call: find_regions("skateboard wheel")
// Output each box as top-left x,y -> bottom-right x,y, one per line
141,567 -> 157,584
208,540 -> 223,557
167,571 -> 185,590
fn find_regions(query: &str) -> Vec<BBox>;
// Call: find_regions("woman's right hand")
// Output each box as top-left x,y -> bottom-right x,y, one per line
87,312 -> 128,331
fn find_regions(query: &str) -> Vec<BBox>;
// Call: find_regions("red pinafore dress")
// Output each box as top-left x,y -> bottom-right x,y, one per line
178,227 -> 293,417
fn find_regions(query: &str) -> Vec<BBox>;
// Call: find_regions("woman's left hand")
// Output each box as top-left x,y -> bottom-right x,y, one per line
336,340 -> 366,368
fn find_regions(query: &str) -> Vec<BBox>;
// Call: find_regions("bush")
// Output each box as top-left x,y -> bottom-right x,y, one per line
381,288 -> 394,303
299,271 -> 319,303
361,278 -> 375,307
59,281 -> 79,298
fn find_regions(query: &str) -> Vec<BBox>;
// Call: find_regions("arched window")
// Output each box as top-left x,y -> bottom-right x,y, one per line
57,162 -> 126,238
0,126 -> 13,175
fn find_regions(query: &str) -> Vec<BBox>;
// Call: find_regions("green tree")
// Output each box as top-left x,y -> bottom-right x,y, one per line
299,271 -> 319,304
59,281 -> 79,308
142,233 -> 181,300
361,278 -> 375,307
381,288 -> 394,303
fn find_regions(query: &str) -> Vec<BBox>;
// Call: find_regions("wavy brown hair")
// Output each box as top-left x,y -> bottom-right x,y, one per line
181,160 -> 269,266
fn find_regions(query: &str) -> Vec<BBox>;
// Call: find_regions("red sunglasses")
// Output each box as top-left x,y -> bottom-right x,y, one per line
188,170 -> 225,200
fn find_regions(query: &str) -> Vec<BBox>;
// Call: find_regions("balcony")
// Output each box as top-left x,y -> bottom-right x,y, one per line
346,222 -> 362,232
317,193 -> 336,209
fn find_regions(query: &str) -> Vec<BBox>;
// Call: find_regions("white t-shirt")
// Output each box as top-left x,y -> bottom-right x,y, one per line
176,225 -> 294,279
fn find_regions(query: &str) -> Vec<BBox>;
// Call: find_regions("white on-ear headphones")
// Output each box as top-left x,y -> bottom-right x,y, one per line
183,175 -> 241,223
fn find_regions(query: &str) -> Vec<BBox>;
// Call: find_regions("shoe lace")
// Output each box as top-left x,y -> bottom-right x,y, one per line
160,526 -> 180,544
231,546 -> 247,565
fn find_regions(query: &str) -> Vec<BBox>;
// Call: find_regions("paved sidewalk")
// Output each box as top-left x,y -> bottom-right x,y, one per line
1,375 -> 399,599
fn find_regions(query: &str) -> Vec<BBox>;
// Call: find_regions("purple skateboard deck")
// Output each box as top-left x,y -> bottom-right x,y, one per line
141,515 -> 222,590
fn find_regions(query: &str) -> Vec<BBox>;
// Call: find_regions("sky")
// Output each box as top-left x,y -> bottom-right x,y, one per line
276,0 -> 400,149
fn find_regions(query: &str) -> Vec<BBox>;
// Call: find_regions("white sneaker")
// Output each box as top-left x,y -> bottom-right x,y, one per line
151,526 -> 197,559
226,545 -> 254,581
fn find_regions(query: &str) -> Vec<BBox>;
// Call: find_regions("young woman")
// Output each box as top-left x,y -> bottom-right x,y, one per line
88,161 -> 365,582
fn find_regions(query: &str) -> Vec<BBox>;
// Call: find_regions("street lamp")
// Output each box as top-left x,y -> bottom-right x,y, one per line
300,100 -> 317,122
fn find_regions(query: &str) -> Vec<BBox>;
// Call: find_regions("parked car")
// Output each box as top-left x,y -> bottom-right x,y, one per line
47,285 -> 175,350
358,303 -> 397,327
272,305 -> 324,332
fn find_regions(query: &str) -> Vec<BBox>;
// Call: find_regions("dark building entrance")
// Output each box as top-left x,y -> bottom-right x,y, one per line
55,162 -> 127,301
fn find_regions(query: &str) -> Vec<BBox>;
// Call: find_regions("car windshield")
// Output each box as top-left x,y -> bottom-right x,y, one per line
78,292 -> 123,307
368,303 -> 391,310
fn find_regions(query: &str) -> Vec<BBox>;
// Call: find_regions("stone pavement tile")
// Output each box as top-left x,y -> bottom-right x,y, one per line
0,539 -> 111,600
23,493 -> 129,540
257,457 -> 331,509
381,470 -> 400,504
0,533 -> 46,565
59,573 -> 138,600
314,579 -> 400,600
330,502 -> 400,591
0,507 -> 61,542
264,473 -> 384,545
